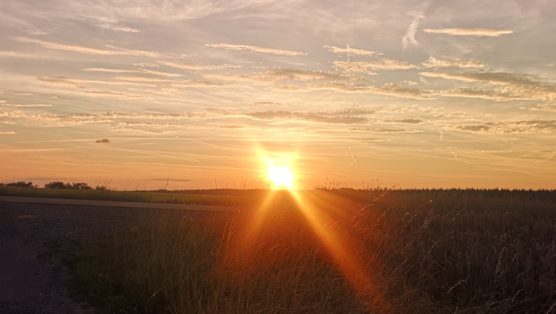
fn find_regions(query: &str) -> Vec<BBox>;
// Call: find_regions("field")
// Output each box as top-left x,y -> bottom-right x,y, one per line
1,188 -> 555,313
41,188 -> 554,314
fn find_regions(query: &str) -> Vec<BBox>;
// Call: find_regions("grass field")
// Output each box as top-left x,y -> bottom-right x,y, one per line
0,185 -> 263,206
55,189 -> 556,313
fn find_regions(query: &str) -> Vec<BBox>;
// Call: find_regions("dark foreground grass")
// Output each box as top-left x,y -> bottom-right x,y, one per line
68,190 -> 556,313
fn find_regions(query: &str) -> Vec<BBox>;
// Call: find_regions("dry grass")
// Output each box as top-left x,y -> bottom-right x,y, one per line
69,189 -> 556,313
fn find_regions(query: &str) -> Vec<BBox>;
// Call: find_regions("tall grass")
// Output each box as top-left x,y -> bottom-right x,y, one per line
69,190 -> 556,313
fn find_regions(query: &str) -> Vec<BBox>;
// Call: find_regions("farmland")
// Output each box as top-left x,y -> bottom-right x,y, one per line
60,189 -> 556,313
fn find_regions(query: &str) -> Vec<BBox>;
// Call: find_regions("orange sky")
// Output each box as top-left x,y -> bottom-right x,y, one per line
1,0 -> 555,189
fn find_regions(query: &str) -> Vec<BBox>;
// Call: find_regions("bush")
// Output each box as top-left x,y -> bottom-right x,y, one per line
5,181 -> 35,188
45,181 -> 92,190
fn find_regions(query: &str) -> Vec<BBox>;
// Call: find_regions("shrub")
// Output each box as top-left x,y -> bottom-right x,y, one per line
6,181 -> 35,188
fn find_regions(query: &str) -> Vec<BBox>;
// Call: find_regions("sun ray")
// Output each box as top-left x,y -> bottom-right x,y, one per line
290,190 -> 389,311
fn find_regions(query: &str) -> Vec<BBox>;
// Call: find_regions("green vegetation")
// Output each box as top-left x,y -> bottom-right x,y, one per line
67,190 -> 556,313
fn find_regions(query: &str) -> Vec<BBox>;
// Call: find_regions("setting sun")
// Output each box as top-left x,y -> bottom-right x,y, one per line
267,164 -> 294,190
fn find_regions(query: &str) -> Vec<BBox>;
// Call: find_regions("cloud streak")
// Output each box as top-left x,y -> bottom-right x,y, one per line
206,43 -> 307,56
245,110 -> 369,124
402,12 -> 424,49
334,59 -> 416,73
323,45 -> 379,57
157,60 -> 241,71
457,120 -> 556,134
421,71 -> 556,101
423,28 -> 513,37
14,37 -> 159,57
422,56 -> 484,69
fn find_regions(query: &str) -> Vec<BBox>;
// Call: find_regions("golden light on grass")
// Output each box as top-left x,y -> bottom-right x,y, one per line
226,148 -> 388,311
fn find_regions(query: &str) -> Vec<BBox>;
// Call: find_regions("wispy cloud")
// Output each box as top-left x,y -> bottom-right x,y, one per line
157,60 -> 241,71
98,22 -> 139,33
422,56 -> 484,68
14,37 -> 159,57
334,59 -> 416,73
0,131 -> 16,135
423,28 -> 513,37
206,43 -> 307,56
388,118 -> 422,124
432,88 -> 520,101
260,69 -> 344,81
323,45 -> 379,57
38,76 -> 155,88
82,67 -> 139,74
308,82 -> 430,100
421,71 -> 556,101
245,110 -> 369,124
420,71 -> 481,82
1,103 -> 52,108
402,11 -> 424,49
0,51 -> 59,59
457,120 -> 556,134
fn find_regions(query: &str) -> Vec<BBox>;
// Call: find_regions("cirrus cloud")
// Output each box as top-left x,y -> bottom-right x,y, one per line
206,43 -> 307,56
423,28 -> 513,37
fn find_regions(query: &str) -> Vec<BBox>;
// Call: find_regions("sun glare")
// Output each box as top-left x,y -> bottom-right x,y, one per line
267,164 -> 294,189
257,148 -> 298,190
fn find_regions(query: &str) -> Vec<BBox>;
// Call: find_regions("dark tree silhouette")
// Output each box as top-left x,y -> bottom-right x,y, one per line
44,181 -> 92,190
5,181 -> 35,188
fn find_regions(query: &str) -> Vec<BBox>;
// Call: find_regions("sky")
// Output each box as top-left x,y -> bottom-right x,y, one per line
1,0 -> 555,189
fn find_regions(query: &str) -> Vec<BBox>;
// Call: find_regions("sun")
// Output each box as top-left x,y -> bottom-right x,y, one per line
267,164 -> 294,190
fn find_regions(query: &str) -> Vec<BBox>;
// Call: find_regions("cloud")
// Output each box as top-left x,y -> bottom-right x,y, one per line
38,76 -> 156,87
0,51 -> 57,59
388,119 -> 422,124
457,120 -> 556,134
98,22 -> 139,33
244,110 -> 368,124
422,56 -> 484,69
157,60 -> 241,71
421,71 -> 556,101
260,69 -> 344,81
423,28 -> 513,37
309,82 -> 430,100
0,131 -> 16,135
420,71 -> 477,82
95,138 -> 111,143
402,12 -> 424,49
1,103 -> 52,108
458,125 -> 491,132
14,37 -> 159,57
85,67 -> 184,78
206,43 -> 307,56
334,59 -> 415,73
323,45 -> 379,57
65,0 -> 277,21
433,88 -> 518,101
139,69 -> 182,78
82,67 -> 139,74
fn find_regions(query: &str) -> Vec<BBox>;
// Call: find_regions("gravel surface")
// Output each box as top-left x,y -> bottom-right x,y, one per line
0,200 -> 158,314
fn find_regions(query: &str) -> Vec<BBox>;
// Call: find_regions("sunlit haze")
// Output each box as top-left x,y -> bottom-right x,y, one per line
1,0 -> 555,189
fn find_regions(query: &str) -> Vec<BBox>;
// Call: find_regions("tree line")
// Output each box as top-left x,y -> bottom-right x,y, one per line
0,181 -> 108,190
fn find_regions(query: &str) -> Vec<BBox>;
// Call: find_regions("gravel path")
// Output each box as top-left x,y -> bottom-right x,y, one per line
0,198 -> 233,314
